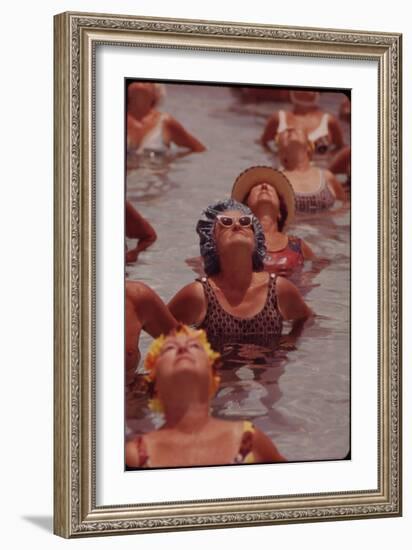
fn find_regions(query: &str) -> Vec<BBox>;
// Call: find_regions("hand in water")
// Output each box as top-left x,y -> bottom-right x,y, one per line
279,334 -> 298,351
126,249 -> 139,264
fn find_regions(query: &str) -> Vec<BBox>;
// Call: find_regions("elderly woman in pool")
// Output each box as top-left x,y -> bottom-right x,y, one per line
277,128 -> 346,213
168,199 -> 313,345
231,166 -> 315,277
260,89 -> 345,156
127,82 -> 206,155
125,325 -> 285,468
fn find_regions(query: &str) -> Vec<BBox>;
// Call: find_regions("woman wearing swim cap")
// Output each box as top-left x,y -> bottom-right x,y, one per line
125,325 -> 285,468
168,198 -> 313,348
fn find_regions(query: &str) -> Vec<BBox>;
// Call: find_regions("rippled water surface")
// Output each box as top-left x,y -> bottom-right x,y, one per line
126,84 -> 350,462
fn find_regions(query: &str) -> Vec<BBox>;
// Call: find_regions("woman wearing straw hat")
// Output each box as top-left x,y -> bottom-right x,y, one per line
168,198 -> 312,348
126,325 -> 285,468
231,166 -> 315,278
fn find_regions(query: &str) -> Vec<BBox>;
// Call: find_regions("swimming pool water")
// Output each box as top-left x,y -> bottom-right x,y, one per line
126,84 -> 350,462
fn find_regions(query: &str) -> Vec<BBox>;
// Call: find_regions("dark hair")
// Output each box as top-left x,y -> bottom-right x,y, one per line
278,193 -> 288,232
196,199 -> 266,276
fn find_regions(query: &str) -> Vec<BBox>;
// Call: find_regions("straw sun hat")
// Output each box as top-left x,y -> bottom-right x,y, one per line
231,166 -> 295,226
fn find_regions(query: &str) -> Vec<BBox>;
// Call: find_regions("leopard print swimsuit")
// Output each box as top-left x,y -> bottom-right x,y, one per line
196,273 -> 283,340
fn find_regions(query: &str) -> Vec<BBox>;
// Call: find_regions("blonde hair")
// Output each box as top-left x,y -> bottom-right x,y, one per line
144,325 -> 221,413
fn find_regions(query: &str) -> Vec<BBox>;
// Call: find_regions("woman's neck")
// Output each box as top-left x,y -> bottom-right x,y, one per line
293,103 -> 318,115
217,252 -> 254,290
285,151 -> 311,171
253,206 -> 280,233
163,400 -> 211,433
254,211 -> 289,250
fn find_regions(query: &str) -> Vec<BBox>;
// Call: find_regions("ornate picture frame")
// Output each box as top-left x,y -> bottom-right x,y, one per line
53,11 -> 402,538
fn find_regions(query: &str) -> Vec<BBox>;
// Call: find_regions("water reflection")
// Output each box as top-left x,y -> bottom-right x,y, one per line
125,84 -> 350,462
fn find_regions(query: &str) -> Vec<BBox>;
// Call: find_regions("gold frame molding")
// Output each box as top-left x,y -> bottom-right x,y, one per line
53,11 -> 402,538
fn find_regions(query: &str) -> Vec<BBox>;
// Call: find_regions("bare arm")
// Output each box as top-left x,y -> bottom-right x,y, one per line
252,427 -> 286,462
329,145 -> 351,175
260,112 -> 279,148
125,439 -> 141,468
168,281 -> 207,326
126,201 -> 157,263
165,116 -> 206,152
127,115 -> 143,150
127,282 -> 178,338
276,276 -> 313,347
300,239 -> 316,260
325,170 -> 346,202
125,297 -> 142,377
277,276 -> 313,321
125,202 -> 157,263
140,288 -> 178,338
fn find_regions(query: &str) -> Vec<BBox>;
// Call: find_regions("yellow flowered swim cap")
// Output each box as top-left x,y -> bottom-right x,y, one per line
144,325 -> 221,413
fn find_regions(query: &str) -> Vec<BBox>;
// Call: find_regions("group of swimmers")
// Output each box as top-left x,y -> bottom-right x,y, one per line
124,82 -> 350,469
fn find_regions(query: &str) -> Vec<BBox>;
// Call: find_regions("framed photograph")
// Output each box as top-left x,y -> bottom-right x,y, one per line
54,12 -> 402,538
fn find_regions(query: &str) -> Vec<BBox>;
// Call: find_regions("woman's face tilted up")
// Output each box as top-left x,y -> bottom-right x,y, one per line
246,182 -> 281,213
213,209 -> 256,260
154,333 -> 214,403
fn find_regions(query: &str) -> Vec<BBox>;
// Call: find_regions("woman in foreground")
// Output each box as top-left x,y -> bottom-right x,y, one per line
125,325 -> 285,468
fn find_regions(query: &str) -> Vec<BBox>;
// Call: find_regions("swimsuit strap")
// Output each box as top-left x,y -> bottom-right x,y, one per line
319,169 -> 336,199
278,110 -> 288,133
308,113 -> 329,142
134,435 -> 150,467
196,274 -> 282,340
138,113 -> 169,153
234,420 -> 255,464
199,276 -> 276,314
197,276 -> 219,307
319,112 -> 329,132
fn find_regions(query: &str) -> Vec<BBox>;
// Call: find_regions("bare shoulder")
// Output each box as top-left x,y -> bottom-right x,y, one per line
125,437 -> 140,467
325,169 -> 345,200
324,168 -> 336,182
163,113 -> 179,129
126,280 -> 154,301
275,274 -> 295,293
300,239 -> 315,259
252,427 -> 286,462
168,280 -> 207,325
170,280 -> 205,302
328,113 -> 342,128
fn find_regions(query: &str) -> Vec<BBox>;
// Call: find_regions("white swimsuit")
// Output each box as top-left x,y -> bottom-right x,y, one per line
277,110 -> 331,154
137,113 -> 170,155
